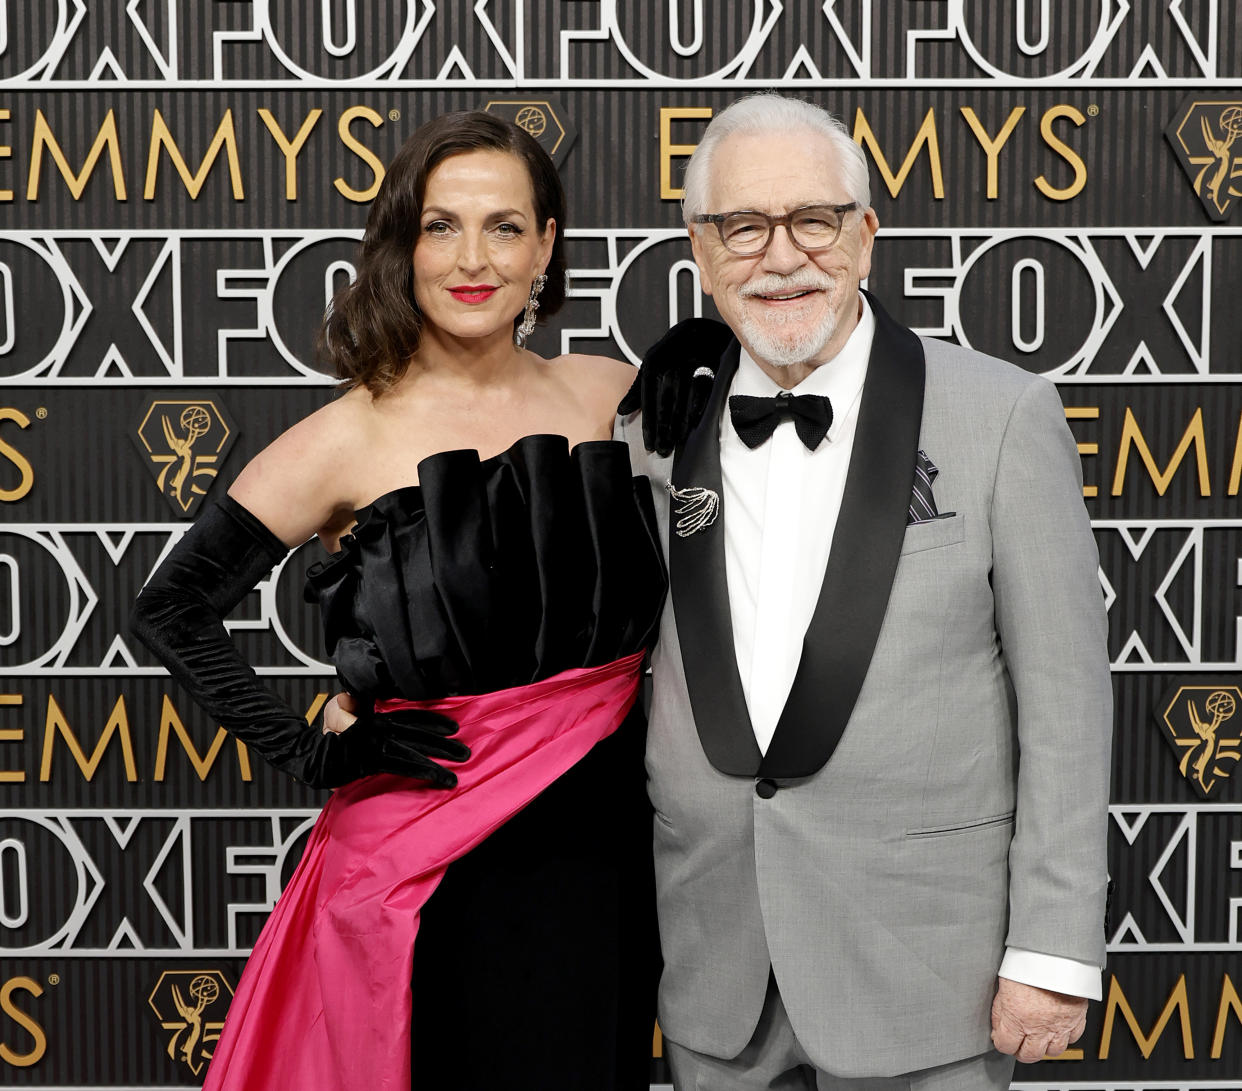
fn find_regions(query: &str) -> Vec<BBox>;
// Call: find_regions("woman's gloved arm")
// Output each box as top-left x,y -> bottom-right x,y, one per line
617,317 -> 734,456
130,495 -> 468,789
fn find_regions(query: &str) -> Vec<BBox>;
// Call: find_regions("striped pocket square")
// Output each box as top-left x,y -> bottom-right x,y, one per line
908,450 -> 945,524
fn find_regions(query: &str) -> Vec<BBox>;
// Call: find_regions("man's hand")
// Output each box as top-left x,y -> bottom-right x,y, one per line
991,978 -> 1088,1063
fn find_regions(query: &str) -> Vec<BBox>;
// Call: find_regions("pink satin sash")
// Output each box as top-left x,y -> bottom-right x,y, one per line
201,651 -> 645,1090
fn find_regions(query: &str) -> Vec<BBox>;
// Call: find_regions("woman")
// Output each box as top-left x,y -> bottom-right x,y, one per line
131,112 -> 666,1089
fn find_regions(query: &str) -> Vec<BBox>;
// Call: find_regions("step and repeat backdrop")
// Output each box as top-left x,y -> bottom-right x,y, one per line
2,1 -> 1241,1088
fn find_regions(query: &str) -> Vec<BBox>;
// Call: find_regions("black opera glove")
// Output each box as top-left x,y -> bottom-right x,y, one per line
617,317 -> 735,457
342,706 -> 469,790
129,495 -> 469,790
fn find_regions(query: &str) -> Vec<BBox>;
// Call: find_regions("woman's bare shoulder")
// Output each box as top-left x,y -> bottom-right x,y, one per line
248,386 -> 372,479
228,385 -> 375,545
553,352 -> 636,406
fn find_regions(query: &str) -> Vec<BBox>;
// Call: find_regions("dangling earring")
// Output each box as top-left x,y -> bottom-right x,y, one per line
514,273 -> 547,347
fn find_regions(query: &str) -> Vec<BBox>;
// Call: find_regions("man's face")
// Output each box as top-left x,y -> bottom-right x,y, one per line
689,129 -> 878,379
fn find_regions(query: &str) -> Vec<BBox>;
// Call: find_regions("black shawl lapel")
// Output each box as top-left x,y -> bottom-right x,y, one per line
669,340 -> 763,775
758,291 -> 926,778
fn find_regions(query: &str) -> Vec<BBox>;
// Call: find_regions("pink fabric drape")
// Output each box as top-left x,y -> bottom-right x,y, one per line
202,651 -> 645,1090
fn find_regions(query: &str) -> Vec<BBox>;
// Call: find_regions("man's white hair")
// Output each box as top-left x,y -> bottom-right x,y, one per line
681,94 -> 871,221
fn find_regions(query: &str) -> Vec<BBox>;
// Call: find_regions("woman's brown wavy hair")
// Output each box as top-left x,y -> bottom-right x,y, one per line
319,111 -> 567,395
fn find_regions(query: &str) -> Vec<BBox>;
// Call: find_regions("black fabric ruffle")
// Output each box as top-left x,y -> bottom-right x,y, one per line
304,435 -> 667,700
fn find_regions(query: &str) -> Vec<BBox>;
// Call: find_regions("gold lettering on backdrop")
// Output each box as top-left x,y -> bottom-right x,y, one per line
1112,407 -> 1211,496
27,108 -> 127,201
659,106 -> 713,200
258,108 -> 323,202
0,692 -> 330,781
959,107 -> 1026,200
0,108 -> 12,201
154,694 -> 253,782
0,408 -> 34,502
1036,105 -> 1088,201
852,108 -> 945,200
38,694 -> 138,782
0,977 -> 46,1067
0,694 -> 22,784
334,106 -> 386,203
144,108 -> 245,201
1099,973 -> 1195,1060
154,692 -> 326,782
305,691 -> 329,725
0,105 -> 1094,209
1063,406 -> 1100,498
1212,972 -> 1242,1058
1229,410 -> 1242,495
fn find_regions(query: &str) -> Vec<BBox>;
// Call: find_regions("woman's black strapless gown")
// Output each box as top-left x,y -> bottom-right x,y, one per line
201,436 -> 667,1091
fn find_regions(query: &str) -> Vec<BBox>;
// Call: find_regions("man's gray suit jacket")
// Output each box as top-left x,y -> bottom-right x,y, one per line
618,294 -> 1113,1079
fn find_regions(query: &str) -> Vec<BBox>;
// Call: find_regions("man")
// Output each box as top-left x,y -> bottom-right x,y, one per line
618,94 -> 1112,1090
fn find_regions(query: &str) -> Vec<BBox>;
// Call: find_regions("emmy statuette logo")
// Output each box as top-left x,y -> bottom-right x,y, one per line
1165,94 -> 1242,222
1157,681 -> 1242,799
514,104 -> 547,138
133,399 -> 238,517
483,97 -> 577,167
148,969 -> 234,1076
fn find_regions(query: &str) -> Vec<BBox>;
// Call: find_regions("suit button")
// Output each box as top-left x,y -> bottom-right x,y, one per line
755,778 -> 778,799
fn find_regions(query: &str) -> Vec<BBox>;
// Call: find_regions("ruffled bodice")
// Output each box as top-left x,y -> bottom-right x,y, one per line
304,435 -> 667,701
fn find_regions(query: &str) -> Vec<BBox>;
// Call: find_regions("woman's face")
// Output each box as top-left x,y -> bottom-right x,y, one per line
412,149 -> 555,346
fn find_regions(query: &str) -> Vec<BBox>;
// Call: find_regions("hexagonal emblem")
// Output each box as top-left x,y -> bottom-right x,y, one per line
148,969 -> 234,1076
133,398 -> 238,517
1165,93 -> 1242,222
483,97 -> 576,167
1156,680 -> 1242,799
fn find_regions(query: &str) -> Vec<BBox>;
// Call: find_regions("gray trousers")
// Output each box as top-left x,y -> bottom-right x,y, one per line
666,976 -> 1016,1091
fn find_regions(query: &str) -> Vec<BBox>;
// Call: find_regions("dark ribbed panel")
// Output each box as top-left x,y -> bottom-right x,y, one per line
0,5 -> 60,80
0,388 -> 331,520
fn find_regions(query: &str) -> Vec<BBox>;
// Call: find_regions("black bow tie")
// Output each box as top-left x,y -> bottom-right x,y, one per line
728,392 -> 834,451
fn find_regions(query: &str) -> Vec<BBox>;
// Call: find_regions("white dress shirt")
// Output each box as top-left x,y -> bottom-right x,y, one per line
718,294 -> 1101,1001
721,304 -> 871,755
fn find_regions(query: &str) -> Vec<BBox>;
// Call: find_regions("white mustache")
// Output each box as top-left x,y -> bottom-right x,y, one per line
738,273 -> 833,299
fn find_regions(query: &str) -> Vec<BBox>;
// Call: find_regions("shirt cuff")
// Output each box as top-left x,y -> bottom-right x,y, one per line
999,947 -> 1102,1001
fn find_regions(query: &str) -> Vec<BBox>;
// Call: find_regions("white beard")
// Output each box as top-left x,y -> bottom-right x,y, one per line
737,299 -> 838,370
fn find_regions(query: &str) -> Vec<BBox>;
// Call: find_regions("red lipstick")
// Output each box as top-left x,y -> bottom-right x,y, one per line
448,285 -> 498,303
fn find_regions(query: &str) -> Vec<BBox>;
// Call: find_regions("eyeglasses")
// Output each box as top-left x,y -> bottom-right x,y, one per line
690,203 -> 859,257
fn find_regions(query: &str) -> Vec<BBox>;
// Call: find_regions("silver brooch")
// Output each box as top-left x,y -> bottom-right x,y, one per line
665,481 -> 719,537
